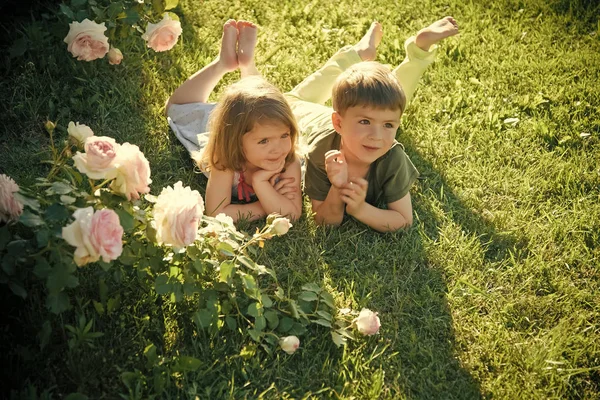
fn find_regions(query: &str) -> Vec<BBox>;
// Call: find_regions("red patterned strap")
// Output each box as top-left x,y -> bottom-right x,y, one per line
237,171 -> 255,202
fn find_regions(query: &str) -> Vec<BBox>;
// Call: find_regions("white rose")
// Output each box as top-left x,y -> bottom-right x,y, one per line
279,336 -> 300,354
67,121 -> 94,143
107,47 -> 123,65
153,181 -> 204,249
354,308 -> 381,336
271,217 -> 292,236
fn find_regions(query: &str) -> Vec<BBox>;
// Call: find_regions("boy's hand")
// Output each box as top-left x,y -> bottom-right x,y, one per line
325,150 -> 348,188
340,177 -> 368,215
272,176 -> 298,200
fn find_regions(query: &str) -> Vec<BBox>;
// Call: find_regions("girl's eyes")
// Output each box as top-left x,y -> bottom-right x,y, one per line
359,119 -> 370,125
258,138 -> 268,144
385,123 -> 395,129
281,133 -> 290,139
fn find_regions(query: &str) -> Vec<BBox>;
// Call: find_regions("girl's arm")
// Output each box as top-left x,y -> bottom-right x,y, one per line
251,158 -> 303,221
205,168 -> 266,222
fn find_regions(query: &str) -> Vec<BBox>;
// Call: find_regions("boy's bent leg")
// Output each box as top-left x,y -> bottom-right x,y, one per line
286,46 -> 362,105
394,16 -> 459,105
392,36 -> 438,105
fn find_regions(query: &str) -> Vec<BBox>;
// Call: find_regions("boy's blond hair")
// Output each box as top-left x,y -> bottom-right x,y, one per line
332,61 -> 406,116
202,76 -> 299,172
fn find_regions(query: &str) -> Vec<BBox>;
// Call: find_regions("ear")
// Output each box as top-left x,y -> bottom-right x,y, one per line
331,111 -> 343,134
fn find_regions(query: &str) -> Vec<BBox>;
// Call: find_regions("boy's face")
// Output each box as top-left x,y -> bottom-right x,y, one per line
333,106 -> 401,165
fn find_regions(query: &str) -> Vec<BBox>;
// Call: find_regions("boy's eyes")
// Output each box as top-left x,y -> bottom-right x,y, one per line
258,138 -> 268,144
384,123 -> 395,129
281,133 -> 290,138
359,119 -> 370,125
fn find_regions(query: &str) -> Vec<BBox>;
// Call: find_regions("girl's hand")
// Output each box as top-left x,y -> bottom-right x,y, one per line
252,167 -> 282,187
325,150 -> 348,188
273,176 -> 298,200
340,177 -> 368,215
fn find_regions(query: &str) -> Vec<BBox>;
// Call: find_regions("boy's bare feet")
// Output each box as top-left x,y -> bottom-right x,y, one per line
218,19 -> 239,71
354,21 -> 383,61
415,16 -> 459,51
237,20 -> 259,76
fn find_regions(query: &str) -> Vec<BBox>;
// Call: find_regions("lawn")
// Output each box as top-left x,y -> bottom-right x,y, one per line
1,0 -> 599,398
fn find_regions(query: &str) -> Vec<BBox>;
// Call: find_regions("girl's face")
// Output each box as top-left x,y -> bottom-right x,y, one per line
242,120 -> 292,171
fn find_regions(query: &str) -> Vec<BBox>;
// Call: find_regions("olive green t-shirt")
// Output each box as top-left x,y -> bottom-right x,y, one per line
304,128 -> 419,205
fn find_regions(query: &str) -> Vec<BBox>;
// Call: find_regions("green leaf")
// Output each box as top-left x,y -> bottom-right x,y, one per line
152,0 -> 165,14
247,329 -> 261,342
93,300 -> 105,315
0,226 -> 11,251
64,394 -> 88,400
278,317 -> 293,333
36,229 -> 50,248
9,36 -> 28,58
313,318 -> 332,328
107,296 -> 120,314
225,316 -> 237,331
331,331 -> 347,347
59,195 -> 77,205
217,242 -> 235,257
13,192 -> 40,212
175,356 -> 201,372
107,2 -> 124,19
219,260 -> 234,282
254,316 -> 266,331
298,291 -> 319,302
9,281 -> 27,299
242,274 -> 257,290
99,278 -> 108,304
115,209 -> 134,232
47,292 -> 71,314
45,203 -> 70,222
47,264 -> 79,293
144,343 -> 158,367
48,181 -> 73,195
264,310 -> 279,329
71,0 -> 88,8
20,210 -> 45,227
288,322 -> 307,336
194,309 -> 213,329
59,3 -> 75,19
316,310 -> 333,321
33,257 -> 52,279
320,291 -> 336,309
121,8 -> 140,24
289,300 -> 300,319
154,275 -> 171,295
261,294 -> 273,308
247,302 -> 263,318
302,283 -> 322,293
164,0 -> 179,10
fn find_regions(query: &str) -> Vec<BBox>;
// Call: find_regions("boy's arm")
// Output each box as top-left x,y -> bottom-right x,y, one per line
311,186 -> 346,226
348,192 -> 414,232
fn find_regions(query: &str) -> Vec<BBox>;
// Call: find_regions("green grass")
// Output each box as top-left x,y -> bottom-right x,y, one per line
1,0 -> 600,398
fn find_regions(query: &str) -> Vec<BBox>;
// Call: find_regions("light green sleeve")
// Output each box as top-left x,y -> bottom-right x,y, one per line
392,36 -> 438,104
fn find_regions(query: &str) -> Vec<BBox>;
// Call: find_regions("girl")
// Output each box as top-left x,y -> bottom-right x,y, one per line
166,20 -> 302,222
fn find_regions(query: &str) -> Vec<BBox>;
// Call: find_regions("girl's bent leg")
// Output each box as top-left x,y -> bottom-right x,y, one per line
166,19 -> 238,111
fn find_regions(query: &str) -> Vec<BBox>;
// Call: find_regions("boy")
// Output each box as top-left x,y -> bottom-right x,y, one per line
284,17 -> 459,232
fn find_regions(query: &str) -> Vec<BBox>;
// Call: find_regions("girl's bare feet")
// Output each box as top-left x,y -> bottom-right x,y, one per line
218,19 -> 239,72
415,16 -> 459,51
353,21 -> 383,61
237,20 -> 259,77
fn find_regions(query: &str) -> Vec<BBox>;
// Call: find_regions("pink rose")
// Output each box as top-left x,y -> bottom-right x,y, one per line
279,336 -> 300,354
110,143 -> 152,200
62,207 -> 124,266
73,136 -> 119,180
107,47 -> 123,65
0,174 -> 23,223
153,181 -> 204,249
64,19 -> 109,61
354,308 -> 381,336
142,14 -> 182,52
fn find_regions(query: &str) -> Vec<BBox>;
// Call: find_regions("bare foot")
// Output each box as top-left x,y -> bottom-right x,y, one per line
237,20 -> 259,77
353,21 -> 383,61
415,16 -> 459,51
218,19 -> 238,72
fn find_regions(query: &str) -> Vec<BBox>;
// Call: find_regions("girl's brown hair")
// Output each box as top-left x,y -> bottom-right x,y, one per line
201,76 -> 299,172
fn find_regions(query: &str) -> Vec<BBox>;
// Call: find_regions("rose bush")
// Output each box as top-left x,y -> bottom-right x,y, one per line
0,174 -> 23,224
67,121 -> 94,143
110,143 -> 152,200
73,136 -> 120,179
